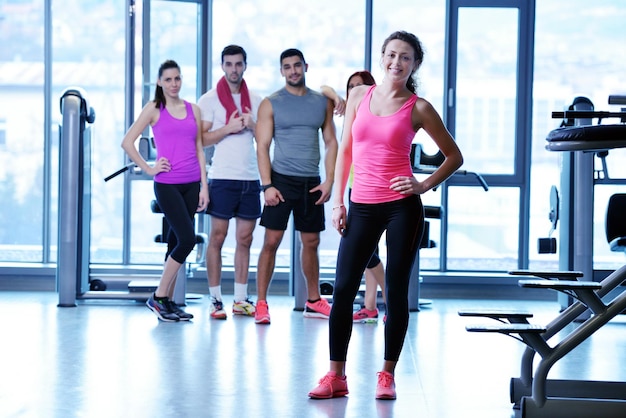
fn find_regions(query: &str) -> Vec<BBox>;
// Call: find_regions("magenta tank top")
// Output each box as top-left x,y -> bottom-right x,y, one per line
152,101 -> 200,184
350,85 -> 417,204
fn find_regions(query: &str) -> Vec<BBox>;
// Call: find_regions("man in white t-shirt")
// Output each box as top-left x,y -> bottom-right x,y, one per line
197,45 -> 262,320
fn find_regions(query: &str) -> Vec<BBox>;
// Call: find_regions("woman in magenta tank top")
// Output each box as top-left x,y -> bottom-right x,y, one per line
122,60 -> 208,322
309,31 -> 463,400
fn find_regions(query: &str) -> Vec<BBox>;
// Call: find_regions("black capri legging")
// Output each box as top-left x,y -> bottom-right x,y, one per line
329,194 -> 424,362
366,246 -> 382,269
153,181 -> 200,264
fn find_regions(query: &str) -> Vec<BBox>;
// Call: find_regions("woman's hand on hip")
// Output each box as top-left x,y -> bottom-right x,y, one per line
146,157 -> 171,176
390,175 -> 423,195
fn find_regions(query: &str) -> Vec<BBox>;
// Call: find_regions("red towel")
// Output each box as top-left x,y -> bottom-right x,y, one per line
216,76 -> 251,124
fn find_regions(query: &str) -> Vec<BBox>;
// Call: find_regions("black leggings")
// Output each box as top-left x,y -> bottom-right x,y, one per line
348,188 -> 381,269
329,195 -> 424,362
153,181 -> 199,264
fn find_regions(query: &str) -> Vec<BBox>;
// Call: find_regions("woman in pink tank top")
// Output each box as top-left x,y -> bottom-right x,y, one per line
309,31 -> 463,400
122,60 -> 208,322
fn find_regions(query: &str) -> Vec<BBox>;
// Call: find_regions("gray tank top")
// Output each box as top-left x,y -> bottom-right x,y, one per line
268,87 -> 328,177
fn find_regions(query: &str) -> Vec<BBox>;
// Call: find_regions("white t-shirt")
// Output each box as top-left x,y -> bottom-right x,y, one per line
197,87 -> 262,180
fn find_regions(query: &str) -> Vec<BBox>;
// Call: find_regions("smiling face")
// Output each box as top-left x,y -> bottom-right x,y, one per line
280,55 -> 307,87
381,39 -> 418,82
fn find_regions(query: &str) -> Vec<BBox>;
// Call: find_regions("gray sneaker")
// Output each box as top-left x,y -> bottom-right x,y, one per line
166,299 -> 194,321
146,294 -> 180,322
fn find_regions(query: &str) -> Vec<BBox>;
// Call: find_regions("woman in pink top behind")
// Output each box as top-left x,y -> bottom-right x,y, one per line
122,60 -> 209,322
309,31 -> 463,400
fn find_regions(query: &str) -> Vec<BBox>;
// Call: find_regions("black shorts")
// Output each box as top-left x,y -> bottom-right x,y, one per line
260,171 -> 325,232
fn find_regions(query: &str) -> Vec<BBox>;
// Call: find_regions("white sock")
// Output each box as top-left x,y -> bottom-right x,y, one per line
209,286 -> 222,301
234,282 -> 248,302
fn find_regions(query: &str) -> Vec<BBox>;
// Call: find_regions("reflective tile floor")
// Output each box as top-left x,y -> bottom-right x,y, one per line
2,291 -> 626,418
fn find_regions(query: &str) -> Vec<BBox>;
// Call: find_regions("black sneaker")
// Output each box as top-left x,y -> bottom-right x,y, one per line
166,300 -> 194,321
146,294 -> 180,322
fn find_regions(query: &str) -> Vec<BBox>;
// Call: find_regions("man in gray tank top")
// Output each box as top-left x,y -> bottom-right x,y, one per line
254,48 -> 338,324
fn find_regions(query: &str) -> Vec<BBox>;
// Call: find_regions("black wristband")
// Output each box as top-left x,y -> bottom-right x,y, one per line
262,183 -> 273,192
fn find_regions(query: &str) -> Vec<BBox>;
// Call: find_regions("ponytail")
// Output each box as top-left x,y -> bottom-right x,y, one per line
153,59 -> 180,108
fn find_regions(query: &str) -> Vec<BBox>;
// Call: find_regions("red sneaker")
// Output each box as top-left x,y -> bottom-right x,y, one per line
353,307 -> 379,323
375,371 -> 396,400
254,300 -> 271,324
304,298 -> 331,319
308,371 -> 349,399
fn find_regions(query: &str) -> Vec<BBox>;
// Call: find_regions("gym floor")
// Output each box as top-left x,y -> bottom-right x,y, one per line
2,291 -> 626,418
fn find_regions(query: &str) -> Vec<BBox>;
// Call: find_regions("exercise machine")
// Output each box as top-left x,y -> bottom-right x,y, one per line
459,95 -> 626,417
58,88 -> 203,306
58,88 -> 157,305
57,87 -> 99,306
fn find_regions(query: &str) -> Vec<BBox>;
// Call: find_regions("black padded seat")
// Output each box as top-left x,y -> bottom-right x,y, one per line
151,200 -> 162,213
424,205 -> 442,219
606,194 -> 626,253
509,270 -> 583,280
546,124 -> 626,152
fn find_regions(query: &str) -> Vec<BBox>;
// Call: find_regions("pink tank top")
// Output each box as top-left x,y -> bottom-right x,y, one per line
152,101 -> 201,184
351,85 -> 417,204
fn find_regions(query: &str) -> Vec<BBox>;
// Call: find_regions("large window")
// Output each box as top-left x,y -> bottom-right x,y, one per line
207,0 -> 367,269
126,0 -> 204,265
52,1 -> 127,264
205,0 -> 447,270
1,0 -> 626,284
0,0 -> 45,262
530,0 -> 626,272
440,2 -> 532,273
370,0 -> 447,271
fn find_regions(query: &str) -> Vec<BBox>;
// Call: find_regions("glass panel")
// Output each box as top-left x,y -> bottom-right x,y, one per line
529,0 -> 626,271
207,0 -> 446,269
455,7 -> 519,175
371,0 -> 447,115
130,180 -> 166,264
0,1 -> 45,262
527,97 -> 561,271
127,0 -> 201,264
210,0 -> 367,268
418,185 -> 443,271
148,1 -> 199,100
447,187 -> 519,272
49,1 -> 128,264
370,0 -> 447,271
128,179 -> 203,265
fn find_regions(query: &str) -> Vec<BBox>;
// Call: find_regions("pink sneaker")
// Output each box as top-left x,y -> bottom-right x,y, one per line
308,371 -> 349,399
304,298 -> 331,319
353,307 -> 379,323
254,300 -> 270,324
375,371 -> 396,400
